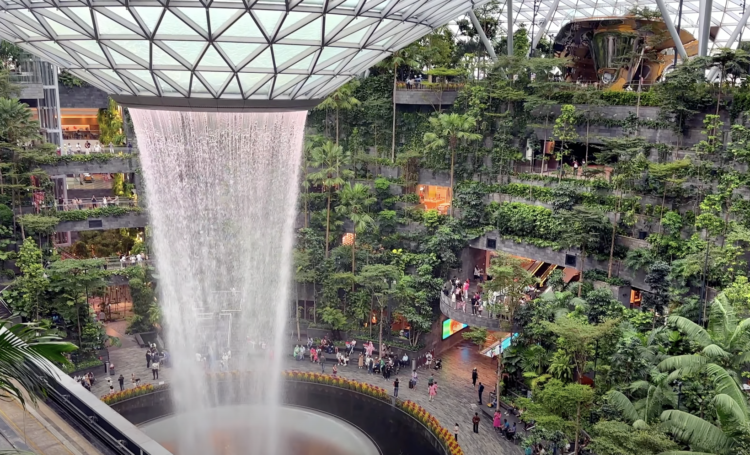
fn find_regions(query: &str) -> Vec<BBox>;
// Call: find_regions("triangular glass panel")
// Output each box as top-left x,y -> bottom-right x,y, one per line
330,16 -> 373,42
97,69 -> 130,90
200,72 -> 232,93
102,7 -> 141,30
238,73 -> 267,95
123,69 -> 156,89
156,75 -> 183,95
161,41 -> 206,67
161,70 -> 192,92
284,53 -> 315,72
298,74 -> 328,97
191,76 -> 211,94
14,24 -> 44,38
249,78 -> 273,97
333,24 -> 370,44
132,7 -> 164,35
361,0 -> 389,13
272,74 -> 300,96
177,7 -> 209,34
131,81 -> 156,96
44,15 -> 85,37
156,11 -> 200,36
151,44 -> 184,68
108,40 -> 150,62
95,11 -> 140,36
251,10 -> 285,38
283,17 -> 322,42
197,44 -> 229,69
277,12 -> 316,38
218,13 -> 265,40
108,48 -> 141,67
272,44 -> 313,67
65,8 -> 94,28
78,54 -> 102,66
244,47 -> 274,70
323,13 -> 349,38
208,9 -> 238,35
223,76 -> 242,95
217,42 -> 261,67
70,39 -> 109,63
314,47 -> 353,69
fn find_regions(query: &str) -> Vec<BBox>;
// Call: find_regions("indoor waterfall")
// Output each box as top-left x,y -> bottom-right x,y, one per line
130,109 -> 306,455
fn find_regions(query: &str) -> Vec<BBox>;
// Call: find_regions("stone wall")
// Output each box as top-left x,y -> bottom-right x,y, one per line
417,169 -> 451,187
55,212 -> 148,232
394,89 -> 458,106
58,85 -> 110,109
41,156 -> 138,175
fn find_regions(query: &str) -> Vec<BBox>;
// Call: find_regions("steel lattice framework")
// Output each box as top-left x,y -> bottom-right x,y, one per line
0,0 -> 489,104
513,0 -> 749,52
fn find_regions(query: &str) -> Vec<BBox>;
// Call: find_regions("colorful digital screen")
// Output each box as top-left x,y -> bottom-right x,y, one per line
442,319 -> 468,339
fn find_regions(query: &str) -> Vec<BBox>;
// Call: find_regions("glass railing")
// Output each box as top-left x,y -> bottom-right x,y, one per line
6,52 -> 42,85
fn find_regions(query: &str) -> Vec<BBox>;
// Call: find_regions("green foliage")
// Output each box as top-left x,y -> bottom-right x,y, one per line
56,206 -> 142,222
97,98 -> 124,146
589,421 -> 679,455
58,70 -> 87,88
461,327 -> 488,347
127,266 -> 156,334
17,214 -> 59,236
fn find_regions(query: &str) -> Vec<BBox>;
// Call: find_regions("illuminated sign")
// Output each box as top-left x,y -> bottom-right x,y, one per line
442,319 -> 468,339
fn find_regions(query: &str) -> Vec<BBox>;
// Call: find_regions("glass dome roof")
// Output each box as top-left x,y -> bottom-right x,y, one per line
0,0 -> 490,104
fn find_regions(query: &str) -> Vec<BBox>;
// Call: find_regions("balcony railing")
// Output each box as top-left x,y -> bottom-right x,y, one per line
6,52 -> 42,86
395,82 -> 465,91
17,198 -> 138,215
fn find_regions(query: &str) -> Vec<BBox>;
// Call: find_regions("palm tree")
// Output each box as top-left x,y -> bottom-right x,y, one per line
0,98 -> 40,214
379,46 -> 419,162
315,80 -> 361,145
1,320 -> 77,407
423,113 -> 481,217
606,368 -> 677,429
335,182 -> 375,276
308,141 -> 354,257
710,48 -> 750,115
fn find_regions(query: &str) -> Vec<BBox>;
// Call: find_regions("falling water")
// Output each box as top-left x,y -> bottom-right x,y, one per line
130,110 -> 306,455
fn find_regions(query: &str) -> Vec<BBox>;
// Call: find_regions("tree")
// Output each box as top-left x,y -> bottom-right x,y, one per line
642,261 -> 671,328
543,316 -> 619,385
572,88 -> 607,166
392,274 -> 433,347
605,369 -> 677,428
589,421 -> 679,455
0,320 -> 77,407
128,266 -> 156,334
482,253 -> 538,328
315,80 -> 361,145
558,207 -> 610,296
308,141 -> 354,257
335,182 -> 375,276
379,46 -> 419,162
356,264 -> 399,353
552,104 -> 579,181
13,238 -> 48,320
709,48 -> 750,115
423,113 -> 481,217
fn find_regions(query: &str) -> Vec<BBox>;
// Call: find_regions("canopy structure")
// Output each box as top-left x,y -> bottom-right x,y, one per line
0,0 -> 489,109
513,0 -> 749,55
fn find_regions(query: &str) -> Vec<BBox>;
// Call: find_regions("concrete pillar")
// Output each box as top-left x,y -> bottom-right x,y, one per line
506,0 -> 513,56
468,10 -> 497,62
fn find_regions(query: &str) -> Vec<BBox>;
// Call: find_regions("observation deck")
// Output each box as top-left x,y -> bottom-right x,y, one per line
394,83 -> 461,106
439,289 -> 503,330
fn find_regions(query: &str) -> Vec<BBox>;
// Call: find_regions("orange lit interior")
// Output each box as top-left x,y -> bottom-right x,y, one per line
418,185 -> 452,214
342,233 -> 355,246
630,289 -> 642,307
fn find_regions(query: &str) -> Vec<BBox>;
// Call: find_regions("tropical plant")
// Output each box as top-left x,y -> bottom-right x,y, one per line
335,182 -> 375,275
308,141 -> 354,257
605,368 -> 677,428
0,320 -> 77,406
380,46 -> 419,162
423,113 -> 481,216
316,80 -> 361,145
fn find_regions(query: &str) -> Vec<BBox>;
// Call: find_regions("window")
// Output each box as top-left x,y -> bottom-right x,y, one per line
89,220 -> 103,228
486,238 -> 497,249
565,254 -> 577,267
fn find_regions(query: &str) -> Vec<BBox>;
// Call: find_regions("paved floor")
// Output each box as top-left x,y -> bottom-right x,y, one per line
87,327 -> 523,455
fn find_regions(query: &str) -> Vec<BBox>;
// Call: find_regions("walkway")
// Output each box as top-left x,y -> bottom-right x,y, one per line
87,337 -> 523,455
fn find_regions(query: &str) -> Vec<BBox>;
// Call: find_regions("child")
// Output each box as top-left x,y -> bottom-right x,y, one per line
453,423 -> 459,442
332,365 -> 338,377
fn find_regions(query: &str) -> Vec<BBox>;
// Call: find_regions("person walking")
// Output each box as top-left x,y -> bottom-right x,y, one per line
393,378 -> 399,397
146,350 -> 152,368
472,413 -> 480,433
118,374 -> 124,391
358,353 -> 364,369
320,354 -> 326,373
428,381 -> 438,402
472,368 -> 478,388
411,369 -> 418,387
427,373 -> 434,391
478,382 -> 485,405
453,423 -> 459,442
152,360 -> 160,380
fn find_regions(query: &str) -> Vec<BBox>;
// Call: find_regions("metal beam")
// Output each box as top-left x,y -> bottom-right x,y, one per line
655,0 -> 689,61
468,10 -> 497,62
506,0 -> 514,56
698,0 -> 713,56
530,0 -> 560,55
707,5 -> 750,80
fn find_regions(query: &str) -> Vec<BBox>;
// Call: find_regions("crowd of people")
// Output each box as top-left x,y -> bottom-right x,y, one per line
445,272 -> 537,319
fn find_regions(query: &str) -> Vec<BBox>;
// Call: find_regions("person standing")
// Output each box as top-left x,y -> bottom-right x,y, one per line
453,423 -> 459,442
146,350 -> 151,368
320,354 -> 326,373
472,368 -> 478,388
472,413 -> 480,433
131,373 -> 136,388
427,373 -> 434,391
478,382 -> 485,405
152,360 -> 159,380
428,381 -> 438,402
118,374 -> 124,391
393,378 -> 399,397
493,410 -> 502,433
358,353 -> 364,369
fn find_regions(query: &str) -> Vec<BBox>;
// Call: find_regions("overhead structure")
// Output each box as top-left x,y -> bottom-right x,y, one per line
513,0 -> 750,54
468,10 -> 497,61
0,0 -> 491,110
530,0 -> 561,54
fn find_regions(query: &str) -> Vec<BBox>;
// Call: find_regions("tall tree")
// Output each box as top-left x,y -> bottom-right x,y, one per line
315,80 -> 361,145
335,182 -> 375,276
552,104 -> 579,181
709,48 -> 750,115
308,141 -> 354,257
558,207 -> 610,296
356,264 -> 399,354
423,113 -> 481,217
379,46 -> 419,162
